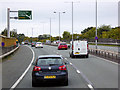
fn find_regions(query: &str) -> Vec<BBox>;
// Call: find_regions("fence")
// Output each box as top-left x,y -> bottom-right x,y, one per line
89,48 -> 119,63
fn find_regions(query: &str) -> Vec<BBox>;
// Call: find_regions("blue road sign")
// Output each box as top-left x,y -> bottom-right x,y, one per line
1,42 -> 5,46
95,36 -> 98,40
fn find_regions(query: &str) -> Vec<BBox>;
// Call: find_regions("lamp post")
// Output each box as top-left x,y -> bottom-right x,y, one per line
95,0 -> 98,53
65,1 -> 80,53
7,8 -> 10,38
54,11 -> 65,41
50,18 -> 51,44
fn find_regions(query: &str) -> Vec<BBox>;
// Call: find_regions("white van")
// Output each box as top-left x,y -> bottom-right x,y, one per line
69,40 -> 89,58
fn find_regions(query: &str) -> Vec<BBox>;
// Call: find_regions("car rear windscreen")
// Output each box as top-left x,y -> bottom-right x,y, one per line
37,57 -> 63,65
60,43 -> 66,45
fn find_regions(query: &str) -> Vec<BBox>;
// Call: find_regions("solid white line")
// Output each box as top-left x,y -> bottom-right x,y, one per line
92,55 -> 119,65
87,84 -> 94,89
10,46 -> 35,89
76,70 -> 81,74
70,62 -> 73,65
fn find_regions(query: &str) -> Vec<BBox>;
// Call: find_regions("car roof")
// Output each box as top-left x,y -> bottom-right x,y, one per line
38,55 -> 62,58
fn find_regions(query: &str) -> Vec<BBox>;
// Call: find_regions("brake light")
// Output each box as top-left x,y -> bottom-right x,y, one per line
33,66 -> 41,71
72,45 -> 73,50
59,65 -> 67,70
87,44 -> 88,50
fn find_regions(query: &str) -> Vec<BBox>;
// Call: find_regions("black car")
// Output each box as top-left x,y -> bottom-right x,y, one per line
32,55 -> 68,87
31,42 -> 36,47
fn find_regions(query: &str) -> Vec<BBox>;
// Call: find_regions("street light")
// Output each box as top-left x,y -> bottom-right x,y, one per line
54,11 -> 66,41
95,0 -> 98,53
65,1 -> 80,53
50,18 -> 51,44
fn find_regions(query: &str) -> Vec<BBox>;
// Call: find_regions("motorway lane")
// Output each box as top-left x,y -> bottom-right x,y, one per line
16,45 -> 89,89
44,45 -> 119,88
2,45 -> 33,88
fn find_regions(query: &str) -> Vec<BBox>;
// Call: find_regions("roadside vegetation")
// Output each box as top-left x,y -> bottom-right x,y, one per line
1,25 -> 120,44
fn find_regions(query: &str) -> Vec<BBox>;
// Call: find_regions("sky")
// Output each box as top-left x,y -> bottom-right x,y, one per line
0,0 -> 119,37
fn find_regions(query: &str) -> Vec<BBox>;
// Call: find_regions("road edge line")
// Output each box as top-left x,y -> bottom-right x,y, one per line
91,54 -> 119,65
10,46 -> 35,89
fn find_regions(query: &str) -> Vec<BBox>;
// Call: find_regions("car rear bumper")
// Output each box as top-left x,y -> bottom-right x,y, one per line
58,47 -> 67,49
32,72 -> 68,83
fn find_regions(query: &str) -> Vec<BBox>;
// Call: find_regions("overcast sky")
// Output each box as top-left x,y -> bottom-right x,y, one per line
0,0 -> 119,37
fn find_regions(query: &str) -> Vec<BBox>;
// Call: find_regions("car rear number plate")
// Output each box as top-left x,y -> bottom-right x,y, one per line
44,76 -> 56,79
62,47 -> 65,48
75,52 -> 80,54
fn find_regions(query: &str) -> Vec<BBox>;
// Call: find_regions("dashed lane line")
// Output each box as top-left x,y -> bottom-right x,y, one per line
65,58 -> 95,90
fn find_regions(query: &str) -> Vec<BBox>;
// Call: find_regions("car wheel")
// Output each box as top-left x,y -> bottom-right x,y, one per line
71,54 -> 74,58
32,81 -> 37,87
62,79 -> 68,86
86,54 -> 89,58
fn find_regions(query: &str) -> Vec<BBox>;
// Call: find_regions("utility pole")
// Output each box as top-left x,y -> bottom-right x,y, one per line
65,1 -> 79,53
50,18 -> 51,44
7,8 -> 10,38
59,12 -> 60,41
32,28 -> 33,42
72,2 -> 73,47
95,0 -> 98,53
54,11 -> 65,41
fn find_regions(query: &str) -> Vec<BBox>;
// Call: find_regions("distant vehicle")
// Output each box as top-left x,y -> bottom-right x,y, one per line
58,42 -> 68,50
31,42 -> 36,47
28,42 -> 31,45
35,42 -> 43,48
46,40 -> 51,44
24,40 -> 29,44
32,55 -> 68,87
21,42 -> 24,45
69,40 -> 89,58
56,40 -> 60,44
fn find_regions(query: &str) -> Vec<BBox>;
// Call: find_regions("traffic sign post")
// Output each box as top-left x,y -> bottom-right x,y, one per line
18,10 -> 32,20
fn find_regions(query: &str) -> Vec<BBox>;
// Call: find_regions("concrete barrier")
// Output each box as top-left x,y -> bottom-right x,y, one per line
0,46 -> 20,59
89,48 -> 119,63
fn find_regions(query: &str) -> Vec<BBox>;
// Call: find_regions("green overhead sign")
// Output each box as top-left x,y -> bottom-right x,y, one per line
18,10 -> 32,20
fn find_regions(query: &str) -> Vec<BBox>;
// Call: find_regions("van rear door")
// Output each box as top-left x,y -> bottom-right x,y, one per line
73,41 -> 87,55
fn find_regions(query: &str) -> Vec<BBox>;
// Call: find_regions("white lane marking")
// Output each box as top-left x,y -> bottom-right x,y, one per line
10,46 -> 35,89
76,70 -> 81,74
65,58 -> 67,60
88,84 -> 94,89
70,62 -> 73,65
92,55 -> 119,65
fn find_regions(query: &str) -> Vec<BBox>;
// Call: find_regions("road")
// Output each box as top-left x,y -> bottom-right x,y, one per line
2,45 -> 119,89
89,45 -> 119,53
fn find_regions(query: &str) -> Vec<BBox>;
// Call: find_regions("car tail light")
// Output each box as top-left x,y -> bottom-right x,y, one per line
72,45 -> 73,50
59,65 -> 67,70
33,66 -> 41,71
87,44 -> 88,50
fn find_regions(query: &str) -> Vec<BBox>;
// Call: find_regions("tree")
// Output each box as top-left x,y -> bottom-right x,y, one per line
1,28 -> 17,38
1,28 -> 7,36
62,31 -> 70,41
97,25 -> 111,38
17,34 -> 25,44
